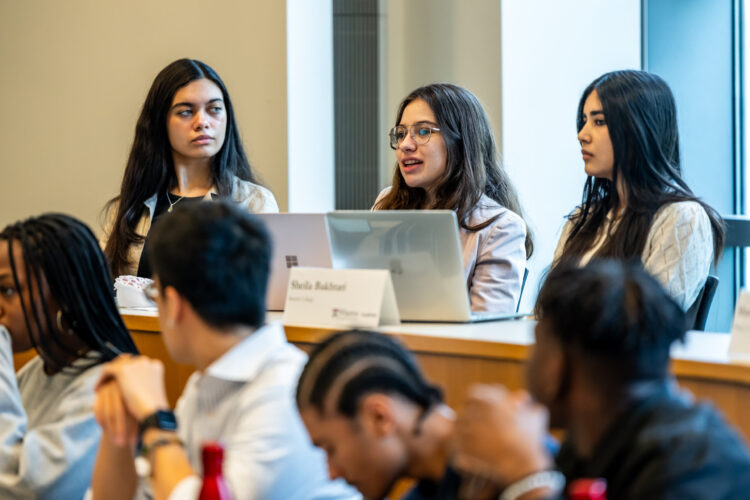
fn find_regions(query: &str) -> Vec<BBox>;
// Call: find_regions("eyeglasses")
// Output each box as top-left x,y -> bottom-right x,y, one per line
388,124 -> 441,150
142,282 -> 159,304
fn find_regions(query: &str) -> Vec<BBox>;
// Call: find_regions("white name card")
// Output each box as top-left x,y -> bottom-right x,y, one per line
283,267 -> 400,328
729,289 -> 750,363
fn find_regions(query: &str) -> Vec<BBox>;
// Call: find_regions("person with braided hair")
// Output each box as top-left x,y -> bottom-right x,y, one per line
0,213 -> 139,499
296,329 -> 460,500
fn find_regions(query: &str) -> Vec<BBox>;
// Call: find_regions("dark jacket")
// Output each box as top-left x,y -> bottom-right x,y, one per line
556,382 -> 750,500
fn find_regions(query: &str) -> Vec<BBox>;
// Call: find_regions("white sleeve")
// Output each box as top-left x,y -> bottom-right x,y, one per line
166,476 -> 202,500
0,327 -> 101,500
220,394 -> 314,500
156,383 -> 316,500
196,388 -> 338,500
251,186 -> 280,213
468,212 -> 527,313
641,202 -> 714,310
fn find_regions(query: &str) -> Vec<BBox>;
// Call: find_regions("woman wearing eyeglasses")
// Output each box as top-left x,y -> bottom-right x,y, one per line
102,58 -> 278,279
374,83 -> 532,314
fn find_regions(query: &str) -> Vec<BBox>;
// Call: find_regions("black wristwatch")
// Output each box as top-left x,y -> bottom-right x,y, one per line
135,410 -> 180,478
138,409 -> 178,441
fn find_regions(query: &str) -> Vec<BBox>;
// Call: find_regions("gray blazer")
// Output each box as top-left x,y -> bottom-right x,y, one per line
374,188 -> 527,313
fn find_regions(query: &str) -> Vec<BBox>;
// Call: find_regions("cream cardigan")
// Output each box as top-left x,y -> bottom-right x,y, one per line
553,201 -> 714,310
101,176 -> 278,276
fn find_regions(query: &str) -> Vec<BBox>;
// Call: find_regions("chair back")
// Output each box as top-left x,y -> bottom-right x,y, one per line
516,267 -> 530,313
723,215 -> 750,247
685,275 -> 719,331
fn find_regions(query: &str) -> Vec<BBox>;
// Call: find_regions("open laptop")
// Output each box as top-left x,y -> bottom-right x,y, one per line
326,210 -> 526,323
256,213 -> 332,311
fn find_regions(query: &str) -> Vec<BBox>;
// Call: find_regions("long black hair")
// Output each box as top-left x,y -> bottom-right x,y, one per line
1,214 -> 138,373
296,330 -> 443,418
374,83 -> 533,258
104,58 -> 260,276
558,70 -> 724,264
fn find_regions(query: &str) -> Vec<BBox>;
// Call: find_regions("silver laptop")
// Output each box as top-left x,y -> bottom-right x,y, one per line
326,210 -> 525,323
256,213 -> 332,311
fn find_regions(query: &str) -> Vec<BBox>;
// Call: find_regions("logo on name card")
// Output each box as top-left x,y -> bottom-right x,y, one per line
332,308 -> 377,320
332,308 -> 359,318
285,255 -> 299,268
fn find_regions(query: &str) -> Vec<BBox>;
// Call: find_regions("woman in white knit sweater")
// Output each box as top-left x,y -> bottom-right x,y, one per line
553,70 -> 724,311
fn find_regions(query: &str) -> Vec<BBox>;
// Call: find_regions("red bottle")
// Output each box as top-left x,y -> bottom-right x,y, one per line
568,478 -> 607,500
198,442 -> 233,500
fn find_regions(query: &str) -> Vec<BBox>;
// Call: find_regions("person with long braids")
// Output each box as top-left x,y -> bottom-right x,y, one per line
374,83 -> 532,314
553,70 -> 724,310
103,58 -> 278,278
0,214 -> 139,498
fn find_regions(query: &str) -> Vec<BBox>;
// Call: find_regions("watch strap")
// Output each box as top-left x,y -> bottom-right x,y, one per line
138,409 -> 178,438
137,409 -> 177,456
134,436 -> 184,478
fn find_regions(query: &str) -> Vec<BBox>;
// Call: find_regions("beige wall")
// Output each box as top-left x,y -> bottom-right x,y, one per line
0,0 -> 288,233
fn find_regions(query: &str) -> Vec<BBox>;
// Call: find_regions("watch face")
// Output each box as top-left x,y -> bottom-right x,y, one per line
140,409 -> 178,434
155,410 -> 178,430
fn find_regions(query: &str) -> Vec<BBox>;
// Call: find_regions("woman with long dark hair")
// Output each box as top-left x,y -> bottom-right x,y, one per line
0,213 -> 138,498
103,58 -> 278,277
374,83 -> 533,314
553,70 -> 724,310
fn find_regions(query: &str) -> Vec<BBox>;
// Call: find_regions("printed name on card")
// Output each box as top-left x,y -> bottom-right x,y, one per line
283,267 -> 400,328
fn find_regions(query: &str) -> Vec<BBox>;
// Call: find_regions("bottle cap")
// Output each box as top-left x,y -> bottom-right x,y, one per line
201,442 -> 225,476
569,478 -> 607,500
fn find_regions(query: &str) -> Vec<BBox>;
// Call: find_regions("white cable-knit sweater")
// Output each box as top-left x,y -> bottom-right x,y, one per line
553,201 -> 714,310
